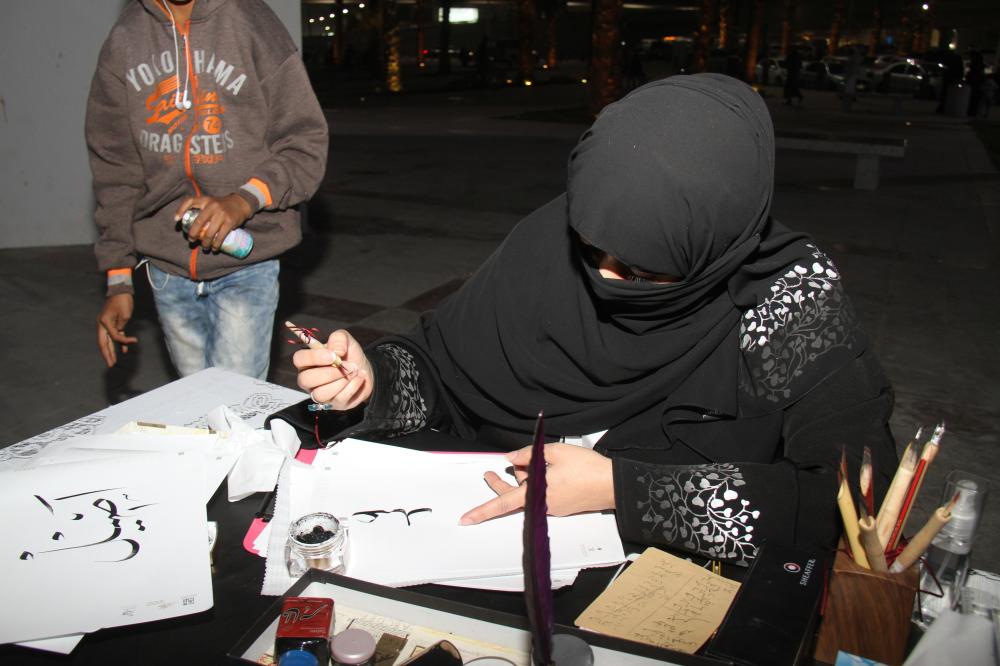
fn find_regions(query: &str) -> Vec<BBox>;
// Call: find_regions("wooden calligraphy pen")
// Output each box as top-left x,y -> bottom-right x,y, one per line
876,427 -> 921,549
284,320 -> 359,378
889,492 -> 960,573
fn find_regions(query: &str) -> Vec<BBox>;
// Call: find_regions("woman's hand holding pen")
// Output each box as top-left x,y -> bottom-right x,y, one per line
97,293 -> 138,367
293,329 -> 373,410
459,444 -> 616,525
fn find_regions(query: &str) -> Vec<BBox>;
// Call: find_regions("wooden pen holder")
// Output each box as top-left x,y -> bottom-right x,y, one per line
813,549 -> 918,666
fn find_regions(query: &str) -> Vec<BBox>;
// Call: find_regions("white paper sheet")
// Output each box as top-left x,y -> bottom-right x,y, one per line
1,367 -> 305,468
287,439 -> 625,588
27,433 -> 237,504
15,633 -> 85,654
0,453 -> 213,644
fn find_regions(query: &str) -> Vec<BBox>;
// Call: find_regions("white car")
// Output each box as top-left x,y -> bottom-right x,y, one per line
865,59 -> 940,97
754,57 -> 787,85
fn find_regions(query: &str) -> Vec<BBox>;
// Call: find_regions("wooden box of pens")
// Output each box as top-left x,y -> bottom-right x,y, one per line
813,548 -> 918,665
814,424 -> 951,665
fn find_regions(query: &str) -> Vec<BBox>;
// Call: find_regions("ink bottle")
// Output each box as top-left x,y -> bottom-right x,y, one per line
331,627 -> 376,665
179,207 -> 254,259
286,512 -> 348,578
274,596 -> 334,666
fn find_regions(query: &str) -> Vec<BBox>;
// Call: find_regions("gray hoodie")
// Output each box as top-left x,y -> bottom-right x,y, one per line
86,0 -> 328,294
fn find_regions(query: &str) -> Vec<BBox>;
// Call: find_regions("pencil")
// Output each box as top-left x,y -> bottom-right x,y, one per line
885,423 -> 945,551
837,450 -> 870,568
889,492 -> 959,573
876,431 -> 921,548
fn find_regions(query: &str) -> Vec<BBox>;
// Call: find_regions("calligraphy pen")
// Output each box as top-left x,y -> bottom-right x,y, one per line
284,320 -> 359,378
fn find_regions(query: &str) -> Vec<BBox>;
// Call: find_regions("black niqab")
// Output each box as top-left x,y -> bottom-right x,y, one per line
410,74 -> 827,444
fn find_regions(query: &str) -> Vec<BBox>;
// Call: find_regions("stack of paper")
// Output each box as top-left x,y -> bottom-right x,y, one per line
262,439 -> 626,594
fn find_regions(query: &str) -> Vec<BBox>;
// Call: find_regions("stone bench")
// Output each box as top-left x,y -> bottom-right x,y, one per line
839,91 -> 914,114
775,131 -> 907,191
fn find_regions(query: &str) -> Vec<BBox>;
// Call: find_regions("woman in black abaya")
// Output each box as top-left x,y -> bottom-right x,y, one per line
294,74 -> 897,564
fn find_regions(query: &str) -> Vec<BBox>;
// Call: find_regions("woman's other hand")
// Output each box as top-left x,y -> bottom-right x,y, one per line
459,443 -> 615,525
293,329 -> 373,410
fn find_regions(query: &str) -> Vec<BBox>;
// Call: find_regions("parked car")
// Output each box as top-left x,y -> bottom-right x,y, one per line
799,59 -> 847,90
754,57 -> 787,85
865,59 -> 941,97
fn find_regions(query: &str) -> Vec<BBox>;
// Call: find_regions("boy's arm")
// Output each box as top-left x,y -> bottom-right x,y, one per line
86,63 -> 145,297
233,55 -> 329,216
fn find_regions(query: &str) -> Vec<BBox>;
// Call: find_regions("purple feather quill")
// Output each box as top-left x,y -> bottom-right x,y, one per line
523,411 -> 553,665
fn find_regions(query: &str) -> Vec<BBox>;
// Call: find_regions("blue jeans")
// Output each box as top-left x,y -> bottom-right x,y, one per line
147,260 -> 279,380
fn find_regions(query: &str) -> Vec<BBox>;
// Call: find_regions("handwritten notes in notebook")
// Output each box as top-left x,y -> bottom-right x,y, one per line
575,547 -> 740,654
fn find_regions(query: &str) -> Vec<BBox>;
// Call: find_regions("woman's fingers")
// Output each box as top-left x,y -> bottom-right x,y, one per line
460,480 -> 527,525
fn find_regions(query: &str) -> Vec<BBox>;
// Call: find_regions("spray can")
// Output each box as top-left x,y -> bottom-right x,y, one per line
180,208 -> 254,259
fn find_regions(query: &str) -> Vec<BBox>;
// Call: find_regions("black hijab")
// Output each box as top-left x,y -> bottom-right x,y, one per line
408,74 -> 843,445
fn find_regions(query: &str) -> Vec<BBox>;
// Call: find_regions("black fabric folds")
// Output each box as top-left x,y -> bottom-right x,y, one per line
408,74 -> 857,444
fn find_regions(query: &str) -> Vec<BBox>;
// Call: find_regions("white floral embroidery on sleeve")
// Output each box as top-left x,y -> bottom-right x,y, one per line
637,463 -> 759,564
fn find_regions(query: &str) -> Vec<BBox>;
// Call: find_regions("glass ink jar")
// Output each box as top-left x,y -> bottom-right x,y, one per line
180,207 -> 254,259
286,512 -> 348,578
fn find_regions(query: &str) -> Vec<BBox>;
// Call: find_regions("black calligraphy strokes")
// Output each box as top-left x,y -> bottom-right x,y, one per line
19,488 -> 157,563
352,508 -> 432,526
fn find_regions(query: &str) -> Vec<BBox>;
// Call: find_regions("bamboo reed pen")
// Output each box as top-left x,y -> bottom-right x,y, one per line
876,435 -> 920,548
837,450 -> 870,568
858,513 -> 888,572
860,446 -> 875,518
889,492 -> 960,573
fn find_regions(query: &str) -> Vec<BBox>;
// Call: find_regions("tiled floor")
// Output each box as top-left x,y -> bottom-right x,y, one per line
2,81 -> 998,573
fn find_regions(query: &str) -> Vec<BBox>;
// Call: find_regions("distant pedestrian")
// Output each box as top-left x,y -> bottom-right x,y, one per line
979,75 -> 997,120
936,48 -> 964,114
624,48 -> 647,91
784,49 -> 804,105
843,47 -> 863,98
966,50 -> 985,117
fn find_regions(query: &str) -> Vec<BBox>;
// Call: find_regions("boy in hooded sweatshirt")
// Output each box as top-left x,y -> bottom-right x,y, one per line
87,0 -> 329,380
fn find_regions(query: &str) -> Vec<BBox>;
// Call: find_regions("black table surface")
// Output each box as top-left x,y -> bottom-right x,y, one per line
0,429 -> 737,665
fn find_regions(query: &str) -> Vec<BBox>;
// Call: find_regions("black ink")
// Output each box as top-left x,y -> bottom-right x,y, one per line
352,507 -> 432,526
34,495 -> 54,513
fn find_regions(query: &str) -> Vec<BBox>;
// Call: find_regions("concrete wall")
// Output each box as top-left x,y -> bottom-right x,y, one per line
0,0 -> 302,250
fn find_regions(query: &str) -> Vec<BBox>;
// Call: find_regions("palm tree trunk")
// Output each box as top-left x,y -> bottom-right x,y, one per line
385,0 -> 402,91
439,0 -> 452,74
829,0 -> 845,54
745,0 -> 764,83
332,0 -> 344,66
898,0 -> 913,55
545,7 -> 559,68
415,0 -> 429,68
518,0 -> 537,83
781,0 -> 797,58
869,0 -> 882,56
692,0 -> 715,73
589,0 -> 623,117
718,0 -> 729,51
